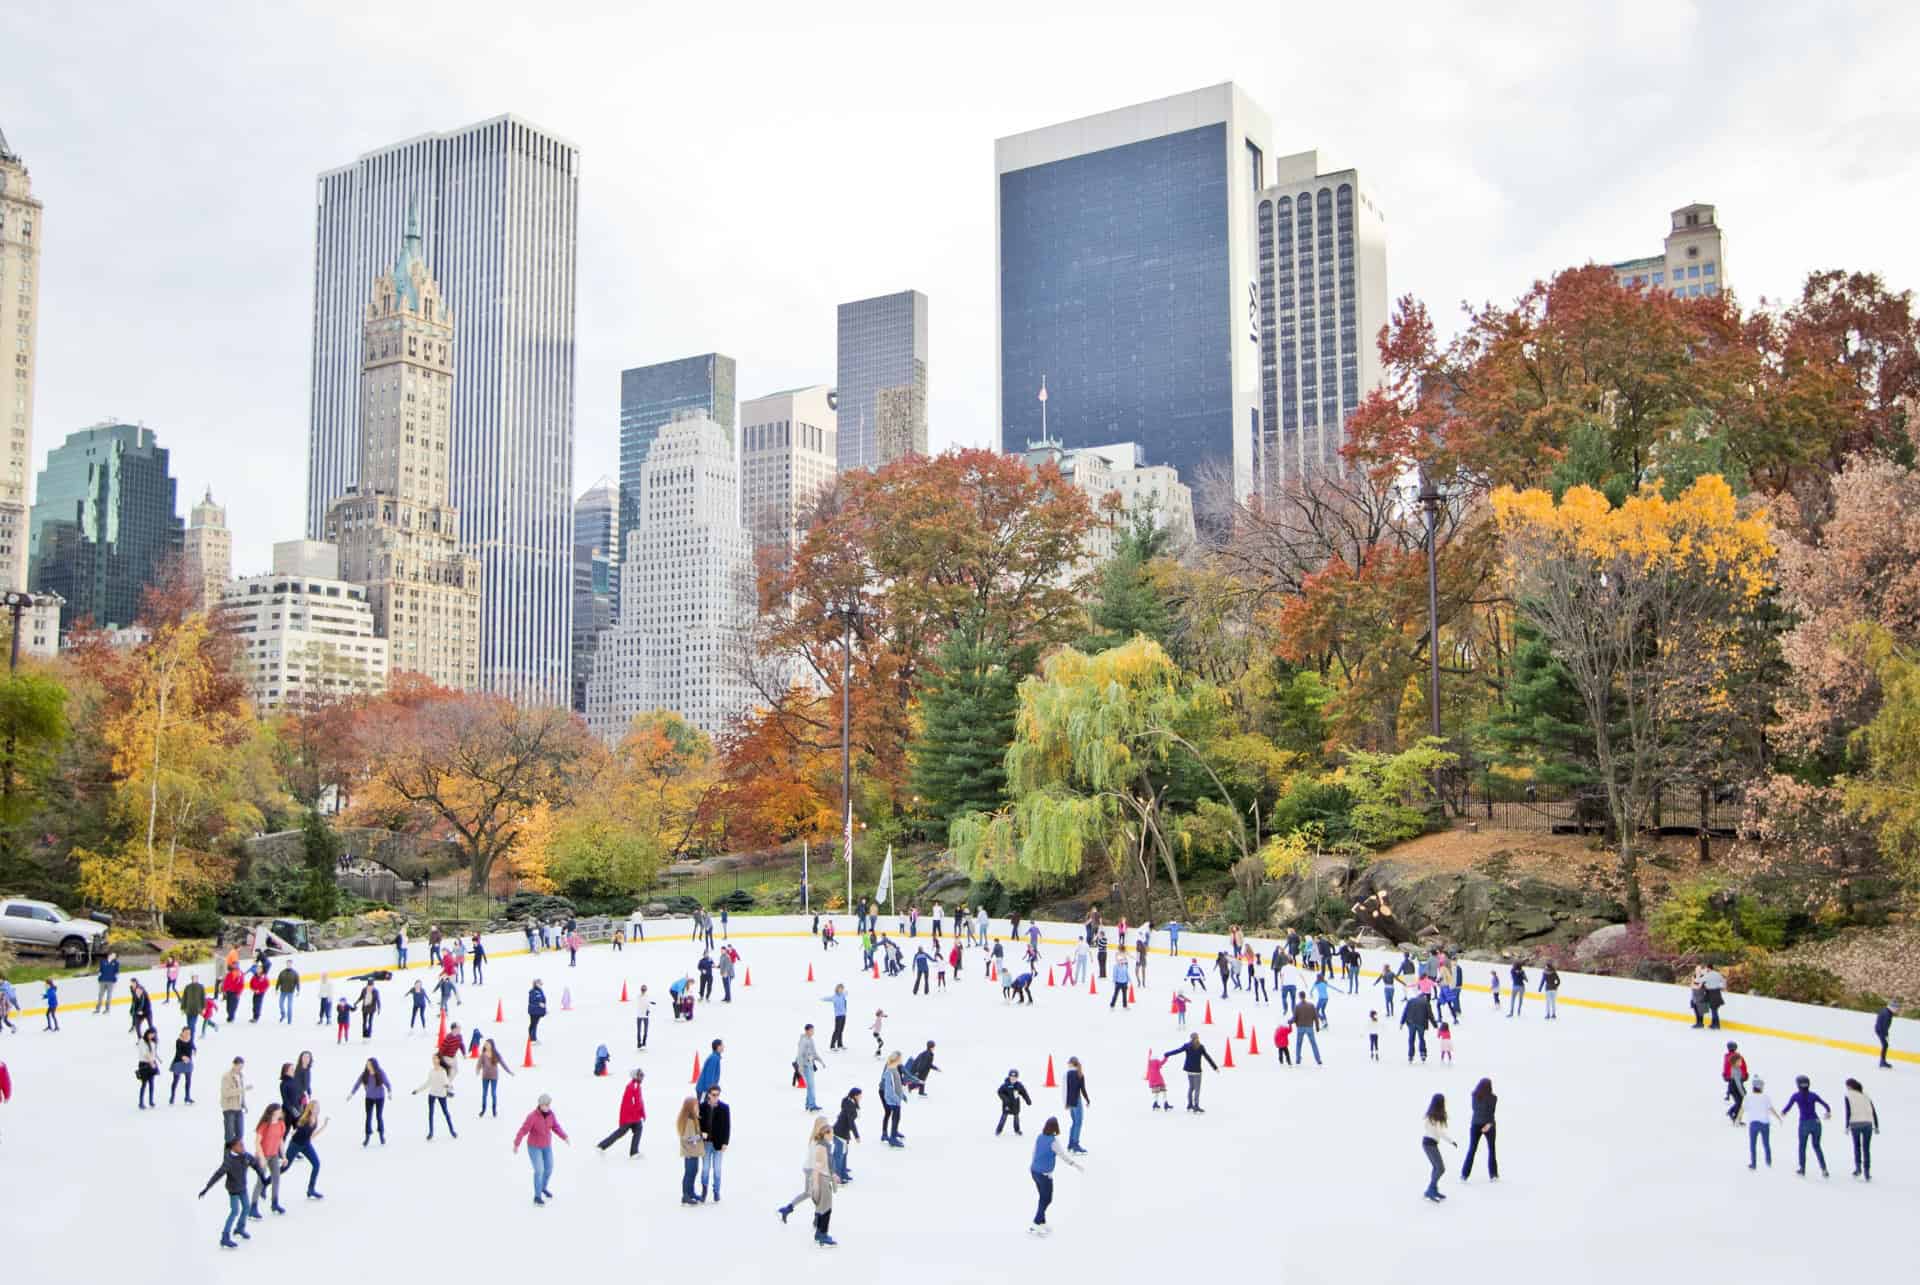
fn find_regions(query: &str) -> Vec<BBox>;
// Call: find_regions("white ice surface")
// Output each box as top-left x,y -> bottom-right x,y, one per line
0,918 -> 1909,1282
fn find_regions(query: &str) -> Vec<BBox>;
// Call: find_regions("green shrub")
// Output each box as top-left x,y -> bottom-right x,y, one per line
712,889 -> 756,912
164,904 -> 224,939
501,892 -> 577,922
1268,779 -> 1354,845
1648,881 -> 1743,956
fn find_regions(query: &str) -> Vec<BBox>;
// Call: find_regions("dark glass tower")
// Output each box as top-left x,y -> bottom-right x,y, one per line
28,423 -> 183,631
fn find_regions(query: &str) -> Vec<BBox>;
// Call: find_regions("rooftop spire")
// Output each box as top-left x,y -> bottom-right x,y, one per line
0,122 -> 16,163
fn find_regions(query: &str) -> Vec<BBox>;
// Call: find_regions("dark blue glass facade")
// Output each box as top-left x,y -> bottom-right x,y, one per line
999,124 -> 1231,484
27,423 -> 183,631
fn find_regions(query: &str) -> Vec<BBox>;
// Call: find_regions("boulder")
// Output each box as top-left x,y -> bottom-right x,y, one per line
1574,923 -> 1632,962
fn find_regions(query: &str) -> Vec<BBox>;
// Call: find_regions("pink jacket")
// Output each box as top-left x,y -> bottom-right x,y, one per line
514,1107 -> 568,1148
1145,1056 -> 1167,1090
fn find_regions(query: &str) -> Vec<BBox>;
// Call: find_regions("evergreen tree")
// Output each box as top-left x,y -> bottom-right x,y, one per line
1081,510 -> 1175,653
297,808 -> 342,922
1478,618 -> 1602,792
911,629 -> 1018,828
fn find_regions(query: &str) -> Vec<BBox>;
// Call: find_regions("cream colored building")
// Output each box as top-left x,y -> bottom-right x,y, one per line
1021,437 -> 1196,570
182,487 -> 232,611
0,125 -> 43,591
1611,203 -> 1727,299
324,208 -> 481,690
221,542 -> 389,711
4,589 -> 61,660
741,385 -> 837,558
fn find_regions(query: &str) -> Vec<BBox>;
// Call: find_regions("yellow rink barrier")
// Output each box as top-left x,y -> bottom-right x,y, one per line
11,925 -> 1912,1065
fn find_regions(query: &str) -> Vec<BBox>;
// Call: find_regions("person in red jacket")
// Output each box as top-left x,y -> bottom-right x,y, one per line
221,967 -> 246,1023
248,969 -> 271,1023
596,1068 -> 646,1156
1722,1041 -> 1750,1123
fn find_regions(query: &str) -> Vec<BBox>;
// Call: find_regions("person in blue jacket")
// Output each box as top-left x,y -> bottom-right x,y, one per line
695,1039 -> 724,1096
1784,1074 -> 1832,1177
1875,1001 -> 1900,1069
1165,921 -> 1181,957
42,979 -> 59,1031
94,952 -> 121,1014
526,980 -> 548,1042
822,984 -> 848,1050
1027,1117 -> 1082,1236
1063,1056 -> 1091,1153
912,948 -> 933,996
1164,1034 -> 1219,1112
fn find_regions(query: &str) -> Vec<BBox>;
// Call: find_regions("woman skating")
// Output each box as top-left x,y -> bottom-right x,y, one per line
283,1099 -> 328,1199
250,1104 -> 288,1216
1421,1093 -> 1457,1202
347,1057 -> 391,1144
880,1051 -> 907,1146
513,1093 -> 570,1204
198,1137 -> 268,1249
1784,1074 -> 1832,1177
1027,1116 -> 1083,1236
676,1096 -> 704,1205
1461,1078 -> 1497,1181
1844,1078 -> 1880,1180
136,1030 -> 161,1109
775,1116 -> 840,1246
476,1038 -> 513,1117
414,1053 -> 459,1140
169,1026 -> 197,1104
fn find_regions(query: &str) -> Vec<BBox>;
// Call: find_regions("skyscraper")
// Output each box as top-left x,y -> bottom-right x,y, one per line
28,423 -> 182,632
308,115 -> 578,705
1611,203 -> 1728,299
182,487 -> 232,611
836,291 -> 927,471
618,354 -> 735,602
1256,151 -> 1389,487
740,385 -> 837,557
0,123 -> 43,591
325,210 -> 482,691
996,84 -> 1273,508
570,479 -> 616,712
586,413 -> 757,743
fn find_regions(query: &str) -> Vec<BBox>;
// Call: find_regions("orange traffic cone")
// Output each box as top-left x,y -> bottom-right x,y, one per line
1047,968 -> 1055,987
1235,1013 -> 1245,1039
1222,1039 -> 1236,1069
437,1009 -> 447,1044
691,1053 -> 701,1084
744,968 -> 752,987
522,1039 -> 536,1068
1088,973 -> 1097,996
1169,993 -> 1179,1015
872,961 -> 880,979
1129,985 -> 1137,1005
1203,1001 -> 1213,1025
1248,1026 -> 1262,1055
989,962 -> 997,981
620,981 -> 629,1003
1044,1055 -> 1057,1088
807,963 -> 814,982
495,998 -> 505,1023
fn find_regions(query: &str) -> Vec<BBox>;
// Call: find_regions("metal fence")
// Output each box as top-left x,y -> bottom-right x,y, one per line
1462,790 -> 1742,837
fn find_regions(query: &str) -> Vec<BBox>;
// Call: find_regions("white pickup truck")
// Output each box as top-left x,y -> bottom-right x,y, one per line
0,897 -> 110,964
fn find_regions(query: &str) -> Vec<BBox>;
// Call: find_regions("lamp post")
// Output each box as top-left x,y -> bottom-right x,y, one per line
830,597 -> 865,911
1416,472 -> 1444,739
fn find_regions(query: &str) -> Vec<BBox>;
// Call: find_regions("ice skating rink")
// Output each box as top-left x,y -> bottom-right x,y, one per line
1,917 -> 1910,1281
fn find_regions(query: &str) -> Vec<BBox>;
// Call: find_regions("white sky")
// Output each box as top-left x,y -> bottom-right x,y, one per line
8,0 -> 1919,575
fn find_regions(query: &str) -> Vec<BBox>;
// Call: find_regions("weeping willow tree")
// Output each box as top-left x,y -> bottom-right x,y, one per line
950,637 -> 1248,913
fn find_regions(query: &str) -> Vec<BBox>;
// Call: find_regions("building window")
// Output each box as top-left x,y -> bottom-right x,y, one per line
1704,262 -> 1716,276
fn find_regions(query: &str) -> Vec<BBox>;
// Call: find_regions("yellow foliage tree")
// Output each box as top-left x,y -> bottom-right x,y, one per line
1491,475 -> 1775,918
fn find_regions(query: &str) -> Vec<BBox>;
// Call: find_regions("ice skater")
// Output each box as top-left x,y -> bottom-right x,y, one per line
526,980 -> 547,1043
795,1025 -> 822,1112
198,1136 -> 268,1248
1421,1093 -> 1457,1202
476,1039 -> 511,1116
597,1068 -> 646,1156
1461,1078 -> 1497,1180
1741,1076 -> 1781,1169
1874,1001 -> 1900,1068
348,1057 -> 390,1143
1723,1042 -> 1750,1122
1027,1116 -> 1082,1236
995,1068 -> 1032,1135
513,1093 -> 569,1204
1165,1034 -> 1219,1111
676,1096 -> 704,1204
413,1053 -> 458,1140
1507,963 -> 1528,1017
1843,1078 -> 1879,1180
1146,1052 -> 1170,1109
1064,1056 -> 1090,1153
880,1051 -> 908,1146
832,1087 -> 861,1180
1784,1074 -> 1831,1177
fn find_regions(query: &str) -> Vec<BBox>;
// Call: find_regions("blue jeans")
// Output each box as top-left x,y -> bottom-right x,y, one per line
1748,1121 -> 1771,1166
278,993 -> 294,1023
1544,992 -> 1557,1017
701,1143 -> 723,1197
1068,1104 -> 1085,1150
1508,990 -> 1524,1016
479,1079 -> 498,1115
286,1137 -> 320,1193
222,1191 -> 249,1242
1295,1025 -> 1322,1065
1797,1119 -> 1826,1173
831,1135 -> 849,1180
802,1069 -> 818,1111
1031,1170 -> 1054,1224
528,1145 -> 552,1199
681,1156 -> 698,1201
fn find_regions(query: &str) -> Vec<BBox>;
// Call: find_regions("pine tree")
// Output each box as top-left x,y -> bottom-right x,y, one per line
911,630 -> 1018,830
1478,618 -> 1600,792
298,808 -> 342,922
1081,511 -> 1175,653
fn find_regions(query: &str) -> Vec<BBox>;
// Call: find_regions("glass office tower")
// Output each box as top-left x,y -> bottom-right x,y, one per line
835,290 -> 927,471
996,84 -> 1272,512
28,422 -> 182,631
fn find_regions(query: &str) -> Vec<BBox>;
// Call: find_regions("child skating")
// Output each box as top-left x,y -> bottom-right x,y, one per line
1438,1022 -> 1452,1063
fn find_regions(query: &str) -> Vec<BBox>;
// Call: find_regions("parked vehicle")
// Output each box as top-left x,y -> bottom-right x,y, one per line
0,898 -> 111,965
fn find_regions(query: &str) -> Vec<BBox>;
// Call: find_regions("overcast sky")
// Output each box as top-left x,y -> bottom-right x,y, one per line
8,0 -> 1918,574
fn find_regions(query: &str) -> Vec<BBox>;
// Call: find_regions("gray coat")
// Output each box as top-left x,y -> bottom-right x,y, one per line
796,1034 -> 820,1072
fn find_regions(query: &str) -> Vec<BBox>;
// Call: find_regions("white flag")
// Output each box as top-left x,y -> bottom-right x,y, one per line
875,846 -> 894,905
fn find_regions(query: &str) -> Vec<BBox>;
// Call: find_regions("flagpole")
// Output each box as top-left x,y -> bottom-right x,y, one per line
802,839 -> 809,915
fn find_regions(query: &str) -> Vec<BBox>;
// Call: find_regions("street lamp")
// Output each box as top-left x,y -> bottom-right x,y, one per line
828,596 -> 867,911
1416,472 -> 1444,739
3,591 -> 37,673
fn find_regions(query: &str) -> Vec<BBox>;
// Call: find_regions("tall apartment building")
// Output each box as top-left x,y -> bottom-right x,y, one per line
0,124 -> 43,590
221,541 -> 390,712
836,291 -> 927,471
28,423 -> 182,632
1255,152 -> 1389,488
585,413 -> 756,743
1611,203 -> 1727,299
309,115 -> 578,704
182,487 -> 233,611
997,85 -> 1273,509
741,385 -> 837,558
570,479 -> 616,712
324,210 -> 482,691
618,353 -> 735,609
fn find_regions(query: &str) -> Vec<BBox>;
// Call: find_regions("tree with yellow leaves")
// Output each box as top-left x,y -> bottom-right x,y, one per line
1491,475 -> 1775,918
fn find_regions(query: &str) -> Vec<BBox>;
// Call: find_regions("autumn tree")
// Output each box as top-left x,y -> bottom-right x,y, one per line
1492,476 -> 1776,918
352,693 -> 599,894
1843,625 -> 1920,896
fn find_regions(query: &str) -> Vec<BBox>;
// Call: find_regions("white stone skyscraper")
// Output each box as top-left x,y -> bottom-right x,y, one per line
0,123 -> 43,590
585,413 -> 756,743
1255,151 -> 1389,487
308,115 -> 579,705
182,488 -> 232,612
741,385 -> 837,558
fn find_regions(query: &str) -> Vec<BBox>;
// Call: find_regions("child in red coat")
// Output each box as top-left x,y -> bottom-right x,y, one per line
1145,1054 -> 1170,1110
1274,1024 -> 1292,1065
